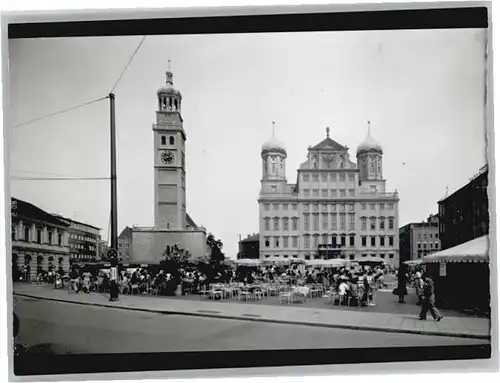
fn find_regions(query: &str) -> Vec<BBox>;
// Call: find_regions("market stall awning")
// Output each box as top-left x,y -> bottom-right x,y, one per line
359,256 -> 386,264
235,258 -> 262,266
306,259 -> 348,267
422,235 -> 489,264
404,260 -> 423,266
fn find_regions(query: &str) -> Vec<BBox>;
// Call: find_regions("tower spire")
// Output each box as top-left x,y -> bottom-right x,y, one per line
326,126 -> 330,138
168,59 -> 171,71
166,60 -> 173,85
367,120 -> 371,135
272,121 -> 276,136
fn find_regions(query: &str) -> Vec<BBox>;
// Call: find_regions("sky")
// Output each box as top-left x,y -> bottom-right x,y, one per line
7,29 -> 488,259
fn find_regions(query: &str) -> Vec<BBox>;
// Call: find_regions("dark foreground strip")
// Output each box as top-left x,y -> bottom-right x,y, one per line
13,293 -> 491,341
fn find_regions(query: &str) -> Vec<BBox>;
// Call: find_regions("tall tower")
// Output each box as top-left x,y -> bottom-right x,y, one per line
153,64 -> 187,229
356,121 -> 386,193
261,122 -> 287,185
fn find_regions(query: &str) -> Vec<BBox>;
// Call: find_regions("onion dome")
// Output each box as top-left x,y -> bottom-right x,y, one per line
262,122 -> 286,155
357,121 -> 383,156
157,70 -> 182,98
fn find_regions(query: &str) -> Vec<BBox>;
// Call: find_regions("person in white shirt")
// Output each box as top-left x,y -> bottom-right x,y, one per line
338,280 -> 350,305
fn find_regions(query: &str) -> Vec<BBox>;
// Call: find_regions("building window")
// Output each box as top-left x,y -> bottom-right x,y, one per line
379,218 -> 385,230
371,236 -> 376,247
380,236 -> 385,247
264,218 -> 270,231
265,239 -> 270,247
339,189 -> 346,197
339,173 -> 346,181
349,189 -> 355,197
388,217 -> 394,230
330,189 -> 337,197
423,243 -> 427,249
435,242 -> 439,249
370,203 -> 376,210
275,238 -> 280,247
339,204 -> 345,212
341,236 -> 346,246
331,203 -> 337,212
273,218 -> 279,231
389,236 -> 394,247
370,217 -> 376,230
161,136 -> 166,145
304,189 -> 310,197
362,254 -> 367,257
304,203 -> 310,211
361,217 -> 367,230
48,232 -> 53,245
273,203 -> 279,211
11,225 -> 16,241
303,173 -> 310,181
389,254 -> 394,259
292,204 -> 297,210
424,233 -> 428,240
304,236 -> 310,248
36,229 -> 42,244
304,214 -> 310,231
283,203 -> 289,210
312,204 -> 319,212
322,214 -> 328,230
331,214 -> 337,230
321,173 -> 327,181
322,204 -> 328,212
24,226 -> 30,241
292,218 -> 298,231
348,173 -> 355,181
380,253 -> 385,258
388,203 -> 394,210
312,174 -> 319,181
169,136 -> 174,145
321,189 -> 328,197
349,236 -> 355,247
313,214 -> 319,231
283,237 -> 289,248
292,237 -> 298,248
340,214 -> 346,230
435,233 -> 439,239
348,203 -> 354,212
264,204 -> 270,211
283,218 -> 289,231
361,203 -> 366,210
417,233 -> 421,240
348,214 -> 355,230
313,235 -> 319,248
417,242 -> 421,249
313,189 -> 319,197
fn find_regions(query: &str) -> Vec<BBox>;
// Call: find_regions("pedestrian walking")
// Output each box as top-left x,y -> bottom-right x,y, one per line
414,272 -> 424,305
419,277 -> 444,321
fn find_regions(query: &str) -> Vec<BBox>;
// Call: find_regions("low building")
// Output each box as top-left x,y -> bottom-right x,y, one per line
54,215 -> 101,264
97,239 -> 109,261
237,234 -> 260,259
399,214 -> 440,264
118,226 -> 133,264
11,198 -> 71,281
438,165 -> 489,250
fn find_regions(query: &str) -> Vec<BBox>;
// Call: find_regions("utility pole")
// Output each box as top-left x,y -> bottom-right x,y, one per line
108,93 -> 119,300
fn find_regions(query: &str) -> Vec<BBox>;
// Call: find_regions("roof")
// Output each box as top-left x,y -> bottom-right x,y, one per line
54,215 -> 101,230
439,166 -> 488,203
310,137 -> 347,151
119,226 -> 133,239
240,234 -> 259,243
186,214 -> 197,228
422,235 -> 489,264
12,198 -> 69,228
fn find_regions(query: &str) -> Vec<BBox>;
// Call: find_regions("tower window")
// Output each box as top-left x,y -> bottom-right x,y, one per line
161,136 -> 166,145
169,136 -> 175,145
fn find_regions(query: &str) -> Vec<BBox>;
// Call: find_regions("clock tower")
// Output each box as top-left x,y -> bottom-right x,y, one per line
153,66 -> 187,229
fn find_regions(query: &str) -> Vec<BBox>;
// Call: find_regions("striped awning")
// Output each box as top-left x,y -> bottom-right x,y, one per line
422,235 -> 489,264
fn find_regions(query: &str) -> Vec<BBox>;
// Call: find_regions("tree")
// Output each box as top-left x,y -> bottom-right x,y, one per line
159,244 -> 190,277
206,233 -> 230,281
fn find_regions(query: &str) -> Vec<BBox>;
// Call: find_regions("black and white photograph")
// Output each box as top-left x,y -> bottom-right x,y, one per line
1,3 -> 496,380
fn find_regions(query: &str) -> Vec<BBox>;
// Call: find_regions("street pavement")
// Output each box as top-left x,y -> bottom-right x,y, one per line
13,283 -> 491,339
14,296 -> 488,354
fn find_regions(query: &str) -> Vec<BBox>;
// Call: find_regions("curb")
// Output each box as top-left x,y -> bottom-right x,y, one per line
14,293 -> 491,341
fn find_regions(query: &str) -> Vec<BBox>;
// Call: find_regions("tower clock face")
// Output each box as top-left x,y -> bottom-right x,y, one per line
161,151 -> 175,164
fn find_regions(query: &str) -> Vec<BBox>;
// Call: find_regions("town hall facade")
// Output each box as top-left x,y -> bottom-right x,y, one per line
258,124 -> 400,266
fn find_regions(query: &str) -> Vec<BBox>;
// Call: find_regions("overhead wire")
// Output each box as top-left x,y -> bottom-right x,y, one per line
11,177 -> 110,181
110,35 -> 147,94
11,96 -> 109,129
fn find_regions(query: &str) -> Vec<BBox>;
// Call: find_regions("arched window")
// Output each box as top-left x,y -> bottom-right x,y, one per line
161,136 -> 166,145
169,136 -> 175,145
